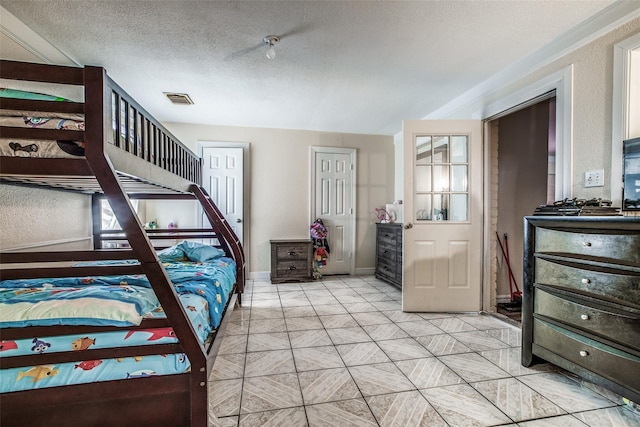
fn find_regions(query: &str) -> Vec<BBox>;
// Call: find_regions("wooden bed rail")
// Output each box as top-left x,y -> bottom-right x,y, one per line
0,60 -> 202,186
191,185 -> 246,298
104,72 -> 202,184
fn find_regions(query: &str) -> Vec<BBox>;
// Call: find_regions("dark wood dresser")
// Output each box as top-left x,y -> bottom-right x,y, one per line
270,239 -> 313,284
375,223 -> 403,288
522,216 -> 640,403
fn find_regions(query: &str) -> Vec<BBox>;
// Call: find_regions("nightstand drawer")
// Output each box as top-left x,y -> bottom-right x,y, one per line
276,244 -> 310,260
535,228 -> 640,265
534,257 -> 640,307
534,286 -> 640,350
275,260 -> 310,277
533,318 -> 640,392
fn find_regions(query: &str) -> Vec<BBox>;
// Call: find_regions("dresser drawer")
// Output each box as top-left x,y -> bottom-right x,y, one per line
377,243 -> 398,263
534,287 -> 640,351
376,257 -> 397,278
377,228 -> 399,246
535,227 -> 640,265
533,318 -> 640,392
535,258 -> 640,307
275,244 -> 310,260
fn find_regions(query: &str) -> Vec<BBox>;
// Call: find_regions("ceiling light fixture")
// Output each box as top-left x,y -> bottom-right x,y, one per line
263,35 -> 279,60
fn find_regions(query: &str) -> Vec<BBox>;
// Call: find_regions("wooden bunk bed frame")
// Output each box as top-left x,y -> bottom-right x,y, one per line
0,60 -> 245,426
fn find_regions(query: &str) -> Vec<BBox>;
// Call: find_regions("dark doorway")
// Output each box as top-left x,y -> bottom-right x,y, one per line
492,96 -> 556,322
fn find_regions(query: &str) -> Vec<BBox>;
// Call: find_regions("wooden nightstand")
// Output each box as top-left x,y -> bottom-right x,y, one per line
270,239 -> 314,284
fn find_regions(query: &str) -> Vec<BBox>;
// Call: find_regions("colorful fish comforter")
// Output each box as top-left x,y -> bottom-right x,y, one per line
0,256 -> 236,393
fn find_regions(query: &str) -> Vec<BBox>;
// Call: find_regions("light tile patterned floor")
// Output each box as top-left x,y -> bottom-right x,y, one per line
209,276 -> 640,427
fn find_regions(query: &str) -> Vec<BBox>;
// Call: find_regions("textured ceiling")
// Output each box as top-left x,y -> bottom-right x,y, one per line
0,0 -> 623,135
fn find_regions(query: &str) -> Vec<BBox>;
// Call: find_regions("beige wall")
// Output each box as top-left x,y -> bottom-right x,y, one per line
163,123 -> 394,276
484,18 -> 640,201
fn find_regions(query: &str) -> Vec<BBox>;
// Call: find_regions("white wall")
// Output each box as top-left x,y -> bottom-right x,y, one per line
0,184 -> 92,250
163,123 -> 394,276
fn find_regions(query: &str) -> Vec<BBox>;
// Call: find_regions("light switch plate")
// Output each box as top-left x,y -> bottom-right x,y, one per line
585,169 -> 604,187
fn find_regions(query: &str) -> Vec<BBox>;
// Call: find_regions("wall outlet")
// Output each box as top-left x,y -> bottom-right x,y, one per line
585,169 -> 604,187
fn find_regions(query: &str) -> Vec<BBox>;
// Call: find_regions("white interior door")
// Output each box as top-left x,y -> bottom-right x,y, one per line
202,146 -> 244,243
311,147 -> 356,275
403,120 -> 483,312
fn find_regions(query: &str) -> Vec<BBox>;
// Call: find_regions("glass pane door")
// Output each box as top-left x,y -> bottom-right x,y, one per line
414,134 -> 469,222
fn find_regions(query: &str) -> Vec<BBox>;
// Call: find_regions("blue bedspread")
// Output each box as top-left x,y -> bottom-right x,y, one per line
0,257 -> 236,329
0,243 -> 238,393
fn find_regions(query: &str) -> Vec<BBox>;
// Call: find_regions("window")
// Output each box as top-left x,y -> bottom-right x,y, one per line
414,134 -> 469,221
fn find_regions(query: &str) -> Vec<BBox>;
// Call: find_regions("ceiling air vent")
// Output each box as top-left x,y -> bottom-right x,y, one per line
164,92 -> 194,105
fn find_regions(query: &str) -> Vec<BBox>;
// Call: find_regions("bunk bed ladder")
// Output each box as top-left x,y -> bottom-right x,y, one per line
190,184 -> 246,303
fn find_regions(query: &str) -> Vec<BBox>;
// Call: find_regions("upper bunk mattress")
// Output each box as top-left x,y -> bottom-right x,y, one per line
0,88 -> 86,158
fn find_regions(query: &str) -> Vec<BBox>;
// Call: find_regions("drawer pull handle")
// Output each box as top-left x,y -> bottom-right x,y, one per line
288,251 -> 297,256
579,350 -> 589,357
288,266 -> 297,270
580,314 -> 590,320
581,278 -> 591,284
582,241 -> 592,247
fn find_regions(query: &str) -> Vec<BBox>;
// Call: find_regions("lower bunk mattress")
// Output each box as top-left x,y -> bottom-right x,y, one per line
0,255 -> 236,393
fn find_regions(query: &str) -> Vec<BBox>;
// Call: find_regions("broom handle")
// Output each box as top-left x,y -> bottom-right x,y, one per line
504,234 -> 521,293
496,232 -> 520,297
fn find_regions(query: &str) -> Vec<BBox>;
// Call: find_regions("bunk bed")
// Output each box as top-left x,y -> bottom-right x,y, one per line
0,60 -> 246,427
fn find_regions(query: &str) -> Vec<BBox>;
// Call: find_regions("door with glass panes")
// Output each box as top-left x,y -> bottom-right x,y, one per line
402,120 -> 483,312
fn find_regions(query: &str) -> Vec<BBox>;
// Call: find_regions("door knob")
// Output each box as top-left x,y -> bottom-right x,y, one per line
404,223 -> 413,229
236,219 -> 242,223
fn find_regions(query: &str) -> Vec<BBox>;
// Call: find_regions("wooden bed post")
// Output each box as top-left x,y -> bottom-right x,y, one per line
83,66 -> 208,426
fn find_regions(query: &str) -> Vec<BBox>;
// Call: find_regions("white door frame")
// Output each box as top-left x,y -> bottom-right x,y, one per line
611,32 -> 640,206
197,140 -> 250,252
477,66 -> 574,311
309,146 -> 357,275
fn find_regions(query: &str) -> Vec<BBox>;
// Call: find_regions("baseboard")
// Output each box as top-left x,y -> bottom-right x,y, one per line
249,271 -> 271,282
355,267 -> 375,276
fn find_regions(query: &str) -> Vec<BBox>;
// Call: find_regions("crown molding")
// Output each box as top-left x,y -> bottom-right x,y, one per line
0,6 -> 78,65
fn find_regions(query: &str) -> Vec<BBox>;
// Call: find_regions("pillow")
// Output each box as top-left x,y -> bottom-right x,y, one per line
157,245 -> 187,262
179,241 -> 225,262
0,88 -> 72,102
157,241 -> 225,263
